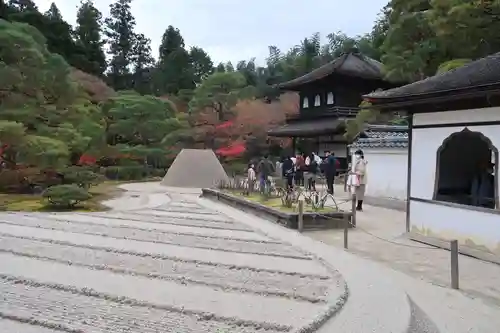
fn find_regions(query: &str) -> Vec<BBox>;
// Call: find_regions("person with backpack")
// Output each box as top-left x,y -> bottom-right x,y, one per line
257,154 -> 275,192
322,150 -> 337,194
281,155 -> 295,190
304,152 -> 319,191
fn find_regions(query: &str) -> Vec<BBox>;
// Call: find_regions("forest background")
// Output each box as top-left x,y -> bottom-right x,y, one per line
0,0 -> 499,197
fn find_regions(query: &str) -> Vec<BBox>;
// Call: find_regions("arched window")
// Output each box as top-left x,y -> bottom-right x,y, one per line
314,94 -> 321,106
302,97 -> 309,108
327,92 -> 334,105
434,128 -> 498,210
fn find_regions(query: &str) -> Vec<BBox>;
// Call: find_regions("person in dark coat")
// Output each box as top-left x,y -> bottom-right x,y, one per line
322,151 -> 337,194
281,156 -> 295,190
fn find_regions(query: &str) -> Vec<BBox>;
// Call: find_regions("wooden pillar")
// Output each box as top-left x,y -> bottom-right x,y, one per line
406,114 -> 413,233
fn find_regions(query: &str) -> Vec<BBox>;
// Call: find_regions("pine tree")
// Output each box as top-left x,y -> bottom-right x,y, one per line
158,25 -> 184,62
44,2 -> 61,19
43,3 -> 80,66
75,0 -> 106,76
155,25 -> 193,94
189,47 -> 213,84
8,0 -> 37,11
104,0 -> 136,90
132,33 -> 155,94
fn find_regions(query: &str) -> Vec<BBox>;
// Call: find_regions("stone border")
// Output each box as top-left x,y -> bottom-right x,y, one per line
201,189 -> 352,230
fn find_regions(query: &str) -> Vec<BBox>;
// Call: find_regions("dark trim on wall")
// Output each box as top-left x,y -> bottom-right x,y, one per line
409,196 -> 500,216
413,120 -> 500,129
406,115 -> 413,232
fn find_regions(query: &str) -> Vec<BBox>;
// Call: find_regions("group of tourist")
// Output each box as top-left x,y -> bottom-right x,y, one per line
279,151 -> 339,194
246,149 -> 368,211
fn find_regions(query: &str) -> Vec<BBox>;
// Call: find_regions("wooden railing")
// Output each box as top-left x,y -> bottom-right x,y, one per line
287,106 -> 361,120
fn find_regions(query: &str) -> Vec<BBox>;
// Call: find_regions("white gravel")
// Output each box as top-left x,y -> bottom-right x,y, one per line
0,184 -> 347,332
0,252 -> 327,328
0,217 -> 307,258
0,280 -> 286,333
132,209 -> 235,222
9,212 -> 270,241
0,235 -> 340,302
0,319 -> 59,333
0,224 -> 327,275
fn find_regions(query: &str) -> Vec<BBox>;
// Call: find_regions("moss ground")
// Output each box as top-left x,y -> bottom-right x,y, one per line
0,180 -> 128,212
224,190 -> 336,214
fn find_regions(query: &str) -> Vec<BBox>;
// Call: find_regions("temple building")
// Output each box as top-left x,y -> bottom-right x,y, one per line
267,50 -> 400,171
365,52 -> 500,264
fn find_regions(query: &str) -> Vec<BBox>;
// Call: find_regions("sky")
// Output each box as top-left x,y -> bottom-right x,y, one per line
34,0 -> 388,66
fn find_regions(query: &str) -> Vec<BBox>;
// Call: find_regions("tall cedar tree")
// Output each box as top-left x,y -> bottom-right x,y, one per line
156,25 -> 194,94
43,3 -> 80,66
132,33 -> 155,94
75,0 -> 107,77
105,0 -> 136,90
189,46 -> 213,85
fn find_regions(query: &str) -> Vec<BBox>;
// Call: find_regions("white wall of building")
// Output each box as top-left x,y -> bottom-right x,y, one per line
363,148 -> 408,200
409,107 -> 500,255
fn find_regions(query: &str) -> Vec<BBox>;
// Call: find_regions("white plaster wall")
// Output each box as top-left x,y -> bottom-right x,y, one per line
410,107 -> 500,253
410,200 -> 500,253
413,106 -> 500,126
363,149 -> 408,200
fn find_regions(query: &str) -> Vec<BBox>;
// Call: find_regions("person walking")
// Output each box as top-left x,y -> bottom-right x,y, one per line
281,155 -> 295,190
352,149 -> 368,211
322,151 -> 337,194
294,153 -> 305,186
257,154 -> 275,193
247,163 -> 256,192
305,152 -> 319,191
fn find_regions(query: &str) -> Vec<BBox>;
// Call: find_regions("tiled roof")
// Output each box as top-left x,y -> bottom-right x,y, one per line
350,124 -> 408,149
267,117 -> 345,137
276,52 -> 393,90
365,52 -> 500,102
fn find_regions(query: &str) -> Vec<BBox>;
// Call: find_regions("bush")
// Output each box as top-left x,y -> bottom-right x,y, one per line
42,184 -> 91,208
60,166 -> 102,188
223,161 -> 248,176
104,165 -> 149,180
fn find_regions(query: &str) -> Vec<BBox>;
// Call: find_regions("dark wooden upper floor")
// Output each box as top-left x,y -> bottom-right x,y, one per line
277,51 -> 403,120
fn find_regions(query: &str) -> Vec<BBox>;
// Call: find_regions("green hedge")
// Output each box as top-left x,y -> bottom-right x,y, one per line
103,166 -> 165,180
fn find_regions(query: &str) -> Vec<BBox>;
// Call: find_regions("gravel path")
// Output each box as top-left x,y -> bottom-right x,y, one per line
0,187 -> 347,332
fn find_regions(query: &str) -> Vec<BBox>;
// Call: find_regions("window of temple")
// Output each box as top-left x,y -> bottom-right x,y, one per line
302,97 -> 309,108
434,128 -> 498,210
327,92 -> 334,105
314,94 -> 321,106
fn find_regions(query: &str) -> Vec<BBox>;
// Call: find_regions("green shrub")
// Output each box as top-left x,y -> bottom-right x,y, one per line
103,166 -> 147,180
42,184 -> 91,208
223,161 -> 248,176
60,166 -> 102,188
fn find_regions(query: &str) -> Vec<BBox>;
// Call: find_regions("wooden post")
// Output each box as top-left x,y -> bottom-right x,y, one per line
450,240 -> 459,290
351,193 -> 357,227
298,200 -> 304,233
343,214 -> 349,249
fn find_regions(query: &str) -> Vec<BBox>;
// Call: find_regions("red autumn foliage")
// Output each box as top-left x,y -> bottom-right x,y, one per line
70,68 -> 116,103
